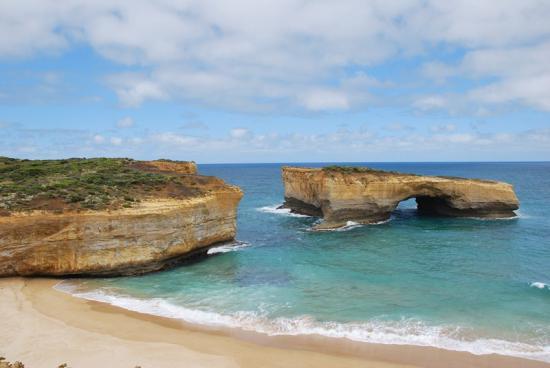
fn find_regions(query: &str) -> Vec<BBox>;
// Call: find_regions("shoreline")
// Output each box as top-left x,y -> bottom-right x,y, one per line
1,278 -> 548,368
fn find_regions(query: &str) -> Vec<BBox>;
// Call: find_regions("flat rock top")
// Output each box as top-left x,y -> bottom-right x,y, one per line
282,166 -> 505,185
0,157 -> 240,215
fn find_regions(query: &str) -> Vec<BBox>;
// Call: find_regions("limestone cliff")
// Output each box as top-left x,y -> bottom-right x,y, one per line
0,159 -> 242,276
131,159 -> 198,175
281,166 -> 519,229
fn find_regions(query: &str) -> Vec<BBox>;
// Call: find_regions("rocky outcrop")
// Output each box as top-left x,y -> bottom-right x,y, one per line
131,160 -> 198,175
281,166 -> 519,229
0,162 -> 242,276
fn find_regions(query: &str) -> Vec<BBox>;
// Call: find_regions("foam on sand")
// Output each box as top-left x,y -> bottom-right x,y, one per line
54,283 -> 550,363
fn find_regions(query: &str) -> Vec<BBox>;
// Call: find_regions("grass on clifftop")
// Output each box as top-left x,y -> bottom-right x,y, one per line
322,165 -> 404,175
321,165 -> 496,182
0,157 -> 172,213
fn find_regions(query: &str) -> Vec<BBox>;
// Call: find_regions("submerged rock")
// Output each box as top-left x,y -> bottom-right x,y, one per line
281,166 -> 519,230
0,159 -> 242,276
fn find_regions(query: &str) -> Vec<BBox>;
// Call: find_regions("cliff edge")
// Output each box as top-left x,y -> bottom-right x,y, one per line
0,158 -> 242,276
281,166 -> 519,230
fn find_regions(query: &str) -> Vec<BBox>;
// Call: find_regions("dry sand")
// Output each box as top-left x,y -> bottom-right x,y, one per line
0,278 -> 548,368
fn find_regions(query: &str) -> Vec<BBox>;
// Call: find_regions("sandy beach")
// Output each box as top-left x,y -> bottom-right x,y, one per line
0,278 -> 547,368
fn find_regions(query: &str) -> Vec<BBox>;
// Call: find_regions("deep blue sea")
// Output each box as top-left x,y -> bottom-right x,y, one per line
59,162 -> 550,362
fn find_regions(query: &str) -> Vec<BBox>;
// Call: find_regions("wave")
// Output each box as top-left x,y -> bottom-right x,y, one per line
470,215 -> 519,221
207,241 -> 251,255
312,221 -> 363,232
335,221 -> 363,231
311,219 -> 391,232
257,204 -> 312,218
530,282 -> 549,290
54,284 -> 550,363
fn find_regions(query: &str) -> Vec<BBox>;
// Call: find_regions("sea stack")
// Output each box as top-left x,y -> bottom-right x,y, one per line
281,166 -> 519,230
0,158 -> 243,276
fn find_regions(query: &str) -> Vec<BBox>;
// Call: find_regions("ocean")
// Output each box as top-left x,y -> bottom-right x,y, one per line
57,162 -> 550,362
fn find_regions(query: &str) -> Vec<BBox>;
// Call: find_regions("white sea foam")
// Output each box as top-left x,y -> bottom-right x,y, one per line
207,241 -> 251,255
312,219 -> 391,232
329,221 -> 364,232
257,204 -> 311,218
54,283 -> 550,363
337,221 -> 362,231
471,215 -> 519,221
530,282 -> 549,290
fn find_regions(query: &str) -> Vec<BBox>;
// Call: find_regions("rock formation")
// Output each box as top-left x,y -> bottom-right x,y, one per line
131,159 -> 198,175
281,166 -> 519,229
0,160 -> 242,276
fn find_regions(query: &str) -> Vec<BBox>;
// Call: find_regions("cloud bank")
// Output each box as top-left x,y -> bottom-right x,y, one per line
2,0 -> 550,113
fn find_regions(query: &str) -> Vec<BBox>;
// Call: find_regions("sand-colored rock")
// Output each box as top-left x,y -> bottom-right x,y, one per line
281,167 -> 519,229
136,160 -> 197,174
0,159 -> 242,276
0,190 -> 241,276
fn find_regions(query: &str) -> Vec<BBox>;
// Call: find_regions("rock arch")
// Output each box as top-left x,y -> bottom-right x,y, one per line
281,167 -> 519,230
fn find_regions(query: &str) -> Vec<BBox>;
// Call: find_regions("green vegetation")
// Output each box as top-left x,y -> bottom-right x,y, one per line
321,165 -> 493,182
321,165 -> 398,174
0,157 -> 172,212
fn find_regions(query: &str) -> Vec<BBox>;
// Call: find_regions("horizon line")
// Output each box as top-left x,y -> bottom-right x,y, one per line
3,156 -> 549,165
197,160 -> 550,165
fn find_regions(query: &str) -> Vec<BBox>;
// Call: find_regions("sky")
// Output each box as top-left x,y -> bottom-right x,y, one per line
1,0 -> 550,163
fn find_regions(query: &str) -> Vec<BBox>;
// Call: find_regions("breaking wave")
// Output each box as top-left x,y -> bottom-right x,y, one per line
530,282 -> 549,290
310,219 -> 391,232
54,284 -> 550,363
207,241 -> 251,255
257,204 -> 311,218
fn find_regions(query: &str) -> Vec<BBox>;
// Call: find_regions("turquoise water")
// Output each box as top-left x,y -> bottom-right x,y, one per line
60,162 -> 550,361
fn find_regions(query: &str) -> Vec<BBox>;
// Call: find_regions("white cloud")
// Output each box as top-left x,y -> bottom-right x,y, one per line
413,96 -> 449,111
230,128 -> 251,139
300,89 -> 350,111
116,116 -> 134,128
470,73 -> 550,111
141,126 -> 550,158
421,62 -> 456,83
1,1 -> 550,113
5,123 -> 550,161
109,73 -> 166,107
92,134 -> 105,143
433,133 -> 475,144
421,42 -> 550,112
128,137 -> 143,145
151,132 -> 198,146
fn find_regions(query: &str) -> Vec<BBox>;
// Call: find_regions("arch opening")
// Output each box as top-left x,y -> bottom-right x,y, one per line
393,195 -> 460,216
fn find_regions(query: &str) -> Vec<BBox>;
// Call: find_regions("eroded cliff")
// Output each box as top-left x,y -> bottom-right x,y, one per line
0,158 -> 242,276
281,166 -> 519,229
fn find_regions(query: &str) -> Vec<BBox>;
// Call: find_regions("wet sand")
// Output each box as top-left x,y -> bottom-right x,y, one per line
0,278 -> 547,368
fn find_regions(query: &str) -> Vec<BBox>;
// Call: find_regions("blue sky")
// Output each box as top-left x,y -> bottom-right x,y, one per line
1,1 -> 550,163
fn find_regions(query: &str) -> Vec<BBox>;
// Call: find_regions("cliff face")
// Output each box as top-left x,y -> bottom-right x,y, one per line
131,160 -> 198,175
281,167 -> 519,229
0,191 -> 241,276
0,160 -> 242,276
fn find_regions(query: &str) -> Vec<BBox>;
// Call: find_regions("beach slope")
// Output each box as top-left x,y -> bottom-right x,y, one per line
1,278 -> 547,368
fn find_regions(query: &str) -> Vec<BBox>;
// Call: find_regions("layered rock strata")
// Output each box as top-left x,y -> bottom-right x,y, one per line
0,161 -> 242,276
281,167 -> 519,229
